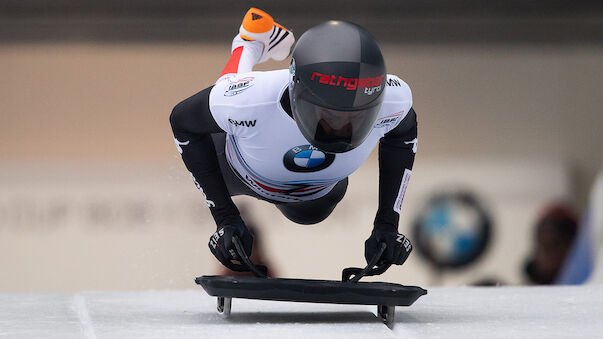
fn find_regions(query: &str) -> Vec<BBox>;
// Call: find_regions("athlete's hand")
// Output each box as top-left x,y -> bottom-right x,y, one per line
208,222 -> 254,272
365,229 -> 412,266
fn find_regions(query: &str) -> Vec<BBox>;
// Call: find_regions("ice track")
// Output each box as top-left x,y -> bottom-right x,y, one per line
2,286 -> 602,338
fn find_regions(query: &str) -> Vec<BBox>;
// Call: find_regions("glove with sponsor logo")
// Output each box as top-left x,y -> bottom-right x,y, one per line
364,228 -> 412,266
208,221 -> 254,272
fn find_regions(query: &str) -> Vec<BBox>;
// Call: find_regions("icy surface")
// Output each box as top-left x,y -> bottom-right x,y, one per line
2,286 -> 603,338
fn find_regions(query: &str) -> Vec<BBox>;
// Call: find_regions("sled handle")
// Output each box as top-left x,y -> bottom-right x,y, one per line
232,235 -> 268,278
342,242 -> 391,283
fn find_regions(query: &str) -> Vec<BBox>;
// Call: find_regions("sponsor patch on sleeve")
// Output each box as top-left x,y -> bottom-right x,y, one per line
224,76 -> 255,96
394,169 -> 412,214
374,110 -> 405,128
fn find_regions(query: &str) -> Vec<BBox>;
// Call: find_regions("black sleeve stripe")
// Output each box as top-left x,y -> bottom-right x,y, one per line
268,31 -> 290,52
269,27 -> 283,44
269,26 -> 277,39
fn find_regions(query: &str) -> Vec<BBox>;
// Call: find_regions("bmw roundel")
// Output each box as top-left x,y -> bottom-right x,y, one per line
283,145 -> 335,172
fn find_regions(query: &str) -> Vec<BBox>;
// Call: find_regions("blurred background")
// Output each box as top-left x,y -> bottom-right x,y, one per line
1,0 -> 602,292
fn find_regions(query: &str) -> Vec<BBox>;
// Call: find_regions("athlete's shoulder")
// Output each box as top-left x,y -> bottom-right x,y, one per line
210,69 -> 289,108
383,74 -> 412,105
209,70 -> 288,136
373,75 -> 413,132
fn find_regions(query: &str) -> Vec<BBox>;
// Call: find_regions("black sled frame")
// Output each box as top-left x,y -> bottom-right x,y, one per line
196,237 -> 426,329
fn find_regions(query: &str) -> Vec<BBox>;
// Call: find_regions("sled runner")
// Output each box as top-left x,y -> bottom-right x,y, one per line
196,237 -> 426,329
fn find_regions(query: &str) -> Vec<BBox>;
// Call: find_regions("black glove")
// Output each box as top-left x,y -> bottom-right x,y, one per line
208,222 -> 254,272
365,229 -> 412,266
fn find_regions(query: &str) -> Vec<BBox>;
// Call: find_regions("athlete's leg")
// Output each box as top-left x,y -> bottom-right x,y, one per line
275,178 -> 349,225
219,8 -> 294,77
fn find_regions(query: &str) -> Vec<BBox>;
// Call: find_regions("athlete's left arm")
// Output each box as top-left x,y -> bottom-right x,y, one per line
374,107 -> 418,232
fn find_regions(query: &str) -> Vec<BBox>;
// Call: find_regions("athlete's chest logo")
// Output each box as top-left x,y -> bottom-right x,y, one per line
283,145 -> 335,172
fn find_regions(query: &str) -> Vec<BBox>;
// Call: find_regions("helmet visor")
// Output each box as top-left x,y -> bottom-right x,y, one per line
292,95 -> 381,153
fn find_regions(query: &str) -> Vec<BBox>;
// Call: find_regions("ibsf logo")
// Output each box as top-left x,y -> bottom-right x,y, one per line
374,110 -> 404,128
224,77 -> 255,96
374,117 -> 397,128
283,145 -> 335,172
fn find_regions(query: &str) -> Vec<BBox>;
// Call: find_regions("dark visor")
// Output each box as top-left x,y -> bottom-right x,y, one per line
292,96 -> 381,153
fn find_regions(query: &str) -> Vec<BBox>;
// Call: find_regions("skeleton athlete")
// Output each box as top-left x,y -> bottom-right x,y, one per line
170,8 -> 418,272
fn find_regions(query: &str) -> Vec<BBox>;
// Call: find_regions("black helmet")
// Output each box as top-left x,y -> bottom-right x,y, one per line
289,21 -> 386,153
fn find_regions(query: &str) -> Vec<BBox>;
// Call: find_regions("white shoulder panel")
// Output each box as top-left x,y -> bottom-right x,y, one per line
209,70 -> 289,135
373,74 -> 413,133
383,74 -> 412,107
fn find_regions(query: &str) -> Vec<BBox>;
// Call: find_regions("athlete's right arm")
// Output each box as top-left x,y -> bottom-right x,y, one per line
170,86 -> 257,271
169,86 -> 243,228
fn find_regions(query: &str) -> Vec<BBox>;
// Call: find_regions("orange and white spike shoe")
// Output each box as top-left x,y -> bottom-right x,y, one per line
239,8 -> 295,63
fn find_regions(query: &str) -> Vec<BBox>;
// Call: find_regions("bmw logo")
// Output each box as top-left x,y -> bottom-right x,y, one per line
283,145 -> 335,172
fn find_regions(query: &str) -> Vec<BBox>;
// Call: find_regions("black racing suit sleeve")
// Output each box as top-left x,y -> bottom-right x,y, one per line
374,107 -> 418,232
169,86 -> 243,228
